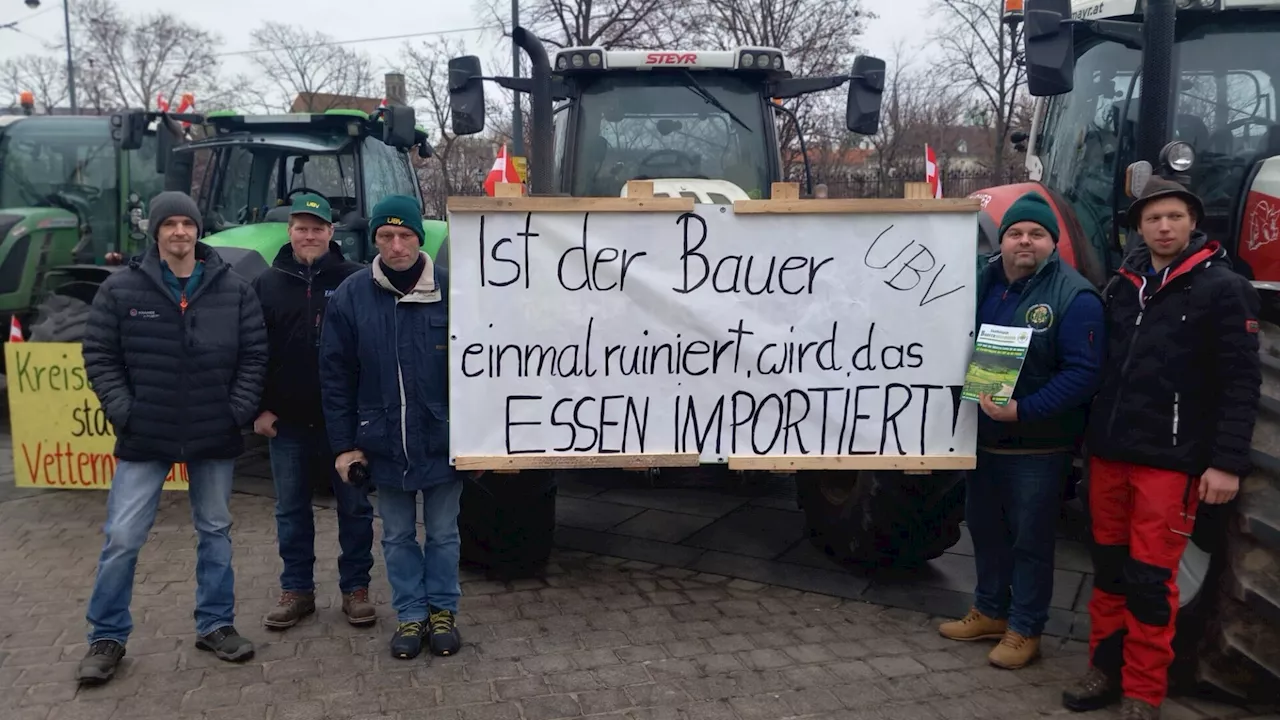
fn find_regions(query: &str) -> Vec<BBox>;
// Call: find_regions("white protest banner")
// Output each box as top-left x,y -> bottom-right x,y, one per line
446,193 -> 980,472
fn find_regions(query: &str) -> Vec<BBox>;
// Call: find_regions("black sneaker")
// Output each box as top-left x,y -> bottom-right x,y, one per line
390,621 -> 425,659
77,639 -> 126,685
195,625 -> 255,662
428,607 -> 461,656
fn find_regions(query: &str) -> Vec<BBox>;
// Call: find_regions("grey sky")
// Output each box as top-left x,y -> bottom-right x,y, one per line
1,0 -> 938,102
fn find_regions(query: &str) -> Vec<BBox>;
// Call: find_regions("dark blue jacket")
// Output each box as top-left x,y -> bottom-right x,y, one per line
318,253 -> 460,492
974,251 -> 1106,451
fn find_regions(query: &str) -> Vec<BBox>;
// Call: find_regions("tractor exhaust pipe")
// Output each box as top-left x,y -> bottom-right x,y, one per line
1137,0 -> 1175,168
512,27 -> 554,196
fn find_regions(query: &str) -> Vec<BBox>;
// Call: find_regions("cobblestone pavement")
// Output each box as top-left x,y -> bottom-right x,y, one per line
4,489 -> 1273,720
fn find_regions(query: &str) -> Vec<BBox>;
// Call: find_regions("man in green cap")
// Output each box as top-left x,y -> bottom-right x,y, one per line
319,194 -> 464,661
251,193 -> 376,631
939,191 -> 1105,671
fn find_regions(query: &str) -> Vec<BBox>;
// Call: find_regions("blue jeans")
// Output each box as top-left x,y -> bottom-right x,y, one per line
377,480 -> 463,622
86,459 -> 237,643
966,449 -> 1069,637
269,423 -> 375,594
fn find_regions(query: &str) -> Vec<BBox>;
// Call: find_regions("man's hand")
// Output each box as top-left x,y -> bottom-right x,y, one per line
1200,467 -> 1240,504
335,449 -> 367,483
979,394 -> 1019,422
253,411 -> 278,438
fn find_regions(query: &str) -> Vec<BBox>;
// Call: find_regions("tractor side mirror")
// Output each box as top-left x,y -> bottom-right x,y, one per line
154,117 -> 184,174
110,110 -> 147,151
448,55 -> 486,136
415,129 -> 435,159
846,55 -> 885,136
382,105 -> 417,149
1024,0 -> 1075,96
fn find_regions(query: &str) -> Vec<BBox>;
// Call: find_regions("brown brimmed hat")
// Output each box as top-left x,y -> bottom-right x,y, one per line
1127,177 -> 1204,229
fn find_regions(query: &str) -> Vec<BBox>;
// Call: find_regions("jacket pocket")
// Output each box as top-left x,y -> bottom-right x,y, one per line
424,402 -> 450,457
355,406 -> 393,458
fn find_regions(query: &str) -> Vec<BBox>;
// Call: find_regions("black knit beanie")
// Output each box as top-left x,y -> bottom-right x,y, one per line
147,191 -> 203,241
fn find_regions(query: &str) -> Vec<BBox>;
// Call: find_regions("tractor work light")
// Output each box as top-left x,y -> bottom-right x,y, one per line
555,48 -> 606,72
1161,141 -> 1195,172
738,48 -> 784,71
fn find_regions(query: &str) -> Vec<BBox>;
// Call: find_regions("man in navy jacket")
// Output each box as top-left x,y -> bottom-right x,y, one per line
938,192 -> 1106,670
319,194 -> 463,661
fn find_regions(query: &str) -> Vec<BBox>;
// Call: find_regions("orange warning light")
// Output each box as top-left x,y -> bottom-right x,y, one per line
1004,0 -> 1024,12
18,90 -> 34,107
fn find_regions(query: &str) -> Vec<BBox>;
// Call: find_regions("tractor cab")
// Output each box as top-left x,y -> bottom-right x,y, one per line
446,37 -> 886,199
167,108 -> 443,279
1013,0 -> 1280,282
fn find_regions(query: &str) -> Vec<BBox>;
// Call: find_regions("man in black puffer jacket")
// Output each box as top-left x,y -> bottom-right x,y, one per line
1063,178 -> 1262,720
76,191 -> 269,686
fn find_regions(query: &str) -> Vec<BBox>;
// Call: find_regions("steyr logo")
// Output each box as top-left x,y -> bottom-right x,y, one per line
645,53 -> 697,65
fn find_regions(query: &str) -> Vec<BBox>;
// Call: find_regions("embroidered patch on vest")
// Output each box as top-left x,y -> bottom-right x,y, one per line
1247,319 -> 1260,333
1025,303 -> 1054,332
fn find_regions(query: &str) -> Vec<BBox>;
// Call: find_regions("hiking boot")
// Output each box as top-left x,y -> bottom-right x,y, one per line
77,639 -> 125,685
938,607 -> 1008,641
1119,697 -> 1161,720
195,626 -> 255,662
428,607 -> 461,657
1062,666 -> 1122,712
342,588 -> 377,627
988,630 -> 1040,669
390,621 -> 425,659
263,590 -> 316,630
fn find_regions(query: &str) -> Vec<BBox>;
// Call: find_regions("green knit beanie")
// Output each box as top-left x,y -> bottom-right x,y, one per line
998,191 -> 1060,244
369,195 -> 425,246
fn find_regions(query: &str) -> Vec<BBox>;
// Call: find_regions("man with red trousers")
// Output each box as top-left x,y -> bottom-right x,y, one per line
1063,177 -> 1261,719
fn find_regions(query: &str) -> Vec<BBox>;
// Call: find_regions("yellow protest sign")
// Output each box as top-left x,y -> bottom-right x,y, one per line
5,342 -> 189,490
512,156 -> 528,183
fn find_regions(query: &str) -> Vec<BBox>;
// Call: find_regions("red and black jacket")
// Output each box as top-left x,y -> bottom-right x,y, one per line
1086,231 -> 1262,478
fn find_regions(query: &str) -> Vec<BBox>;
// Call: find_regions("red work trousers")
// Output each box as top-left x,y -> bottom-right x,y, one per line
1086,456 -> 1201,708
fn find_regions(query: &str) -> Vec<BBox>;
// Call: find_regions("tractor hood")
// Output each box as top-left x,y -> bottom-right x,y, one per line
0,207 -> 81,313
200,223 -> 289,284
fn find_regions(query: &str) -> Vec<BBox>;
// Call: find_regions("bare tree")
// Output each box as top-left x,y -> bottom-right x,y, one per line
476,0 -> 687,50
932,0 -> 1025,183
0,56 -> 69,113
400,37 -> 510,212
245,23 -> 380,112
867,41 -> 968,182
68,0 -> 223,111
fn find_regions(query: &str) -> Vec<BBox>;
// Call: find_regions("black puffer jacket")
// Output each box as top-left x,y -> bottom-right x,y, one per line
1087,231 -> 1262,478
83,242 -> 269,462
252,242 -> 361,429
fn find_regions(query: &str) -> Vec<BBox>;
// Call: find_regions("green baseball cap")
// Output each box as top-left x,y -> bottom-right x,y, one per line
289,193 -> 332,223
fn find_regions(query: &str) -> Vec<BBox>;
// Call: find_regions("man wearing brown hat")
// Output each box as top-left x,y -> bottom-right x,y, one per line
1063,178 -> 1262,719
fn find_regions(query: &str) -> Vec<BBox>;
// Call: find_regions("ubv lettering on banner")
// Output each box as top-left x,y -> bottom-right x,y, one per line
445,193 -> 982,472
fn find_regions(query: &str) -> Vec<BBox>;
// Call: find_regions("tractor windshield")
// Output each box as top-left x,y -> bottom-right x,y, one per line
0,117 -> 120,245
1037,14 -> 1280,269
200,132 -> 358,226
567,72 -> 772,198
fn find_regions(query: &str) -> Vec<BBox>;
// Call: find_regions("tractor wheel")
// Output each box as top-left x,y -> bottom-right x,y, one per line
29,294 -> 91,343
459,469 -> 558,579
796,469 -> 966,569
1167,322 -> 1280,703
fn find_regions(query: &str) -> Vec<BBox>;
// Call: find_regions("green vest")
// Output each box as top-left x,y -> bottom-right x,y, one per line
975,251 -> 1100,450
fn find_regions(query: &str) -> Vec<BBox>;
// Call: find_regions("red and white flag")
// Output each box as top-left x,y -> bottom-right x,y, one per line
483,144 -> 520,196
9,315 -> 23,343
925,144 -> 943,199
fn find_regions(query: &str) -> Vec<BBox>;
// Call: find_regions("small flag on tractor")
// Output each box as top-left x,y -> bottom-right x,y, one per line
483,144 -> 520,196
9,315 -> 23,343
925,144 -> 943,198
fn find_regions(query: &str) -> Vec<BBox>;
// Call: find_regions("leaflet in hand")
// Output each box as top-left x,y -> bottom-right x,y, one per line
961,324 -> 1033,406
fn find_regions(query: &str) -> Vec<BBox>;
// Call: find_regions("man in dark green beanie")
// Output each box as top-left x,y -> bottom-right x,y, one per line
319,194 -> 464,661
939,191 -> 1105,672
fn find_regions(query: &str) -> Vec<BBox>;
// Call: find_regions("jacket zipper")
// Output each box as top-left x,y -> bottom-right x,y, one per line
393,296 -> 410,484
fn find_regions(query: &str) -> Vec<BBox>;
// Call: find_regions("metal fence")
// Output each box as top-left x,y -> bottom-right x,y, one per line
813,170 -> 1010,199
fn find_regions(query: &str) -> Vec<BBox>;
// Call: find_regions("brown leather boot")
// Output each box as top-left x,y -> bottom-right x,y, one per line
1118,697 -> 1161,719
263,590 -> 316,630
1062,666 -> 1122,712
342,588 -> 377,626
987,630 -> 1040,669
938,607 -> 1008,641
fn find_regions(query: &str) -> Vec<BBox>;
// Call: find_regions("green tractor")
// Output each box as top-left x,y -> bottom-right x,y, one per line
132,106 -> 448,284
438,30 -> 958,579
0,110 -> 181,346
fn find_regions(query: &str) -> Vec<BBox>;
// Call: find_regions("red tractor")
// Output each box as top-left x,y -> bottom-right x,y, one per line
973,0 -> 1280,703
